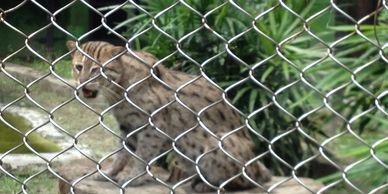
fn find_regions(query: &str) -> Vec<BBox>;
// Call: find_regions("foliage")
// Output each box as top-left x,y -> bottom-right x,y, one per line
100,0 -> 332,176
8,58 -> 73,79
319,132 -> 388,193
0,112 -> 61,153
100,0 -> 387,190
314,12 -> 388,192
0,170 -> 58,194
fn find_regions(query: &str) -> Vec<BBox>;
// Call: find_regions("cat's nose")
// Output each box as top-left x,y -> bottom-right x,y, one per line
78,79 -> 98,91
79,78 -> 87,84
79,76 -> 95,84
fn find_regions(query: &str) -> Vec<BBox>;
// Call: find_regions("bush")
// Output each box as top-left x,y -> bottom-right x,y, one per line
99,0 -> 332,175
99,1 -> 388,189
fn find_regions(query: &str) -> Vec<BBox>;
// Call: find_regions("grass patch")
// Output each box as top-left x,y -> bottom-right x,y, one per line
9,58 -> 73,79
0,171 -> 58,194
0,112 -> 61,153
0,74 -> 117,193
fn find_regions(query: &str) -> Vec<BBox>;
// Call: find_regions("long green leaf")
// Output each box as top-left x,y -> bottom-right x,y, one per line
232,87 -> 251,103
249,89 -> 259,112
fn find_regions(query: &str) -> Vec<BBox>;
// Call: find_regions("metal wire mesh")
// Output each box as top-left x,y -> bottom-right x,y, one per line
0,0 -> 387,194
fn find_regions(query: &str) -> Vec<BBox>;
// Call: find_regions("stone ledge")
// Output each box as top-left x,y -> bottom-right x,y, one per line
3,62 -> 75,96
58,159 -> 324,194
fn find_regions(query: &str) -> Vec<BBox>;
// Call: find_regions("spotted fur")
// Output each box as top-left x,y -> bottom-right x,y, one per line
66,40 -> 271,192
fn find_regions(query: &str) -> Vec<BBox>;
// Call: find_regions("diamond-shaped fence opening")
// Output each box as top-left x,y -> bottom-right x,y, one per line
0,1 -> 387,194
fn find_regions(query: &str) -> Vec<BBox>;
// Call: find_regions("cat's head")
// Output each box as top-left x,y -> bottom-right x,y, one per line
66,41 -> 124,98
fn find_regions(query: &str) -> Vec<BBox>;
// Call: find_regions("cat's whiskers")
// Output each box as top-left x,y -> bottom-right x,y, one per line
101,85 -> 123,103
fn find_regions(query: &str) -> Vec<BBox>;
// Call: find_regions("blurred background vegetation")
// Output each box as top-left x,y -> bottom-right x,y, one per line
0,0 -> 387,193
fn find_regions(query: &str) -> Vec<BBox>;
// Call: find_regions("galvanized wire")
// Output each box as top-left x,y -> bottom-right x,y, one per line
0,0 -> 387,194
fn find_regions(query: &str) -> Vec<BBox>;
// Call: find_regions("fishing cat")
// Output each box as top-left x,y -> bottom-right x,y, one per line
66,40 -> 271,192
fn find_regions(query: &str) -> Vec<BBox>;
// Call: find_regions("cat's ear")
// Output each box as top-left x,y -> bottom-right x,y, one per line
66,40 -> 77,57
66,40 -> 76,51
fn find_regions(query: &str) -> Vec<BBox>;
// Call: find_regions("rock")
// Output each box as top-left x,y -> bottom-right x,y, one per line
3,62 -> 75,96
0,162 -> 11,172
58,159 -> 324,194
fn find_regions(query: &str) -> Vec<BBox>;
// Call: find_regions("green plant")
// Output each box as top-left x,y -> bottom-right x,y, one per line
0,170 -> 58,194
0,112 -> 61,153
99,0 -> 333,176
319,131 -> 388,193
8,58 -> 73,79
314,14 -> 388,192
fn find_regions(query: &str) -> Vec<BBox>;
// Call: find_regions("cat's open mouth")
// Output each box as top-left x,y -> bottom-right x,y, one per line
82,88 -> 98,98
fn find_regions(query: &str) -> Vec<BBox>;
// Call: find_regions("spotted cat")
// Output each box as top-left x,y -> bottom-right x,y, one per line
66,40 -> 271,192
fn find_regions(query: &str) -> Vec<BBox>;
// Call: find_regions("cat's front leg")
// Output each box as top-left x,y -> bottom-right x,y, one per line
94,129 -> 135,181
115,159 -> 154,186
93,148 -> 130,181
115,128 -> 169,186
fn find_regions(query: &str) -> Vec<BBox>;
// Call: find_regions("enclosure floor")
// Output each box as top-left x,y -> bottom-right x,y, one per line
58,159 -> 323,194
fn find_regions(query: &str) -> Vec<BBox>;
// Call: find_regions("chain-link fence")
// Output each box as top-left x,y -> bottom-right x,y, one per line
0,0 -> 387,194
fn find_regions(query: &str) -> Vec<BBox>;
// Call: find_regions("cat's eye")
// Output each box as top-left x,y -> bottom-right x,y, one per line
91,67 -> 100,74
75,64 -> 83,71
